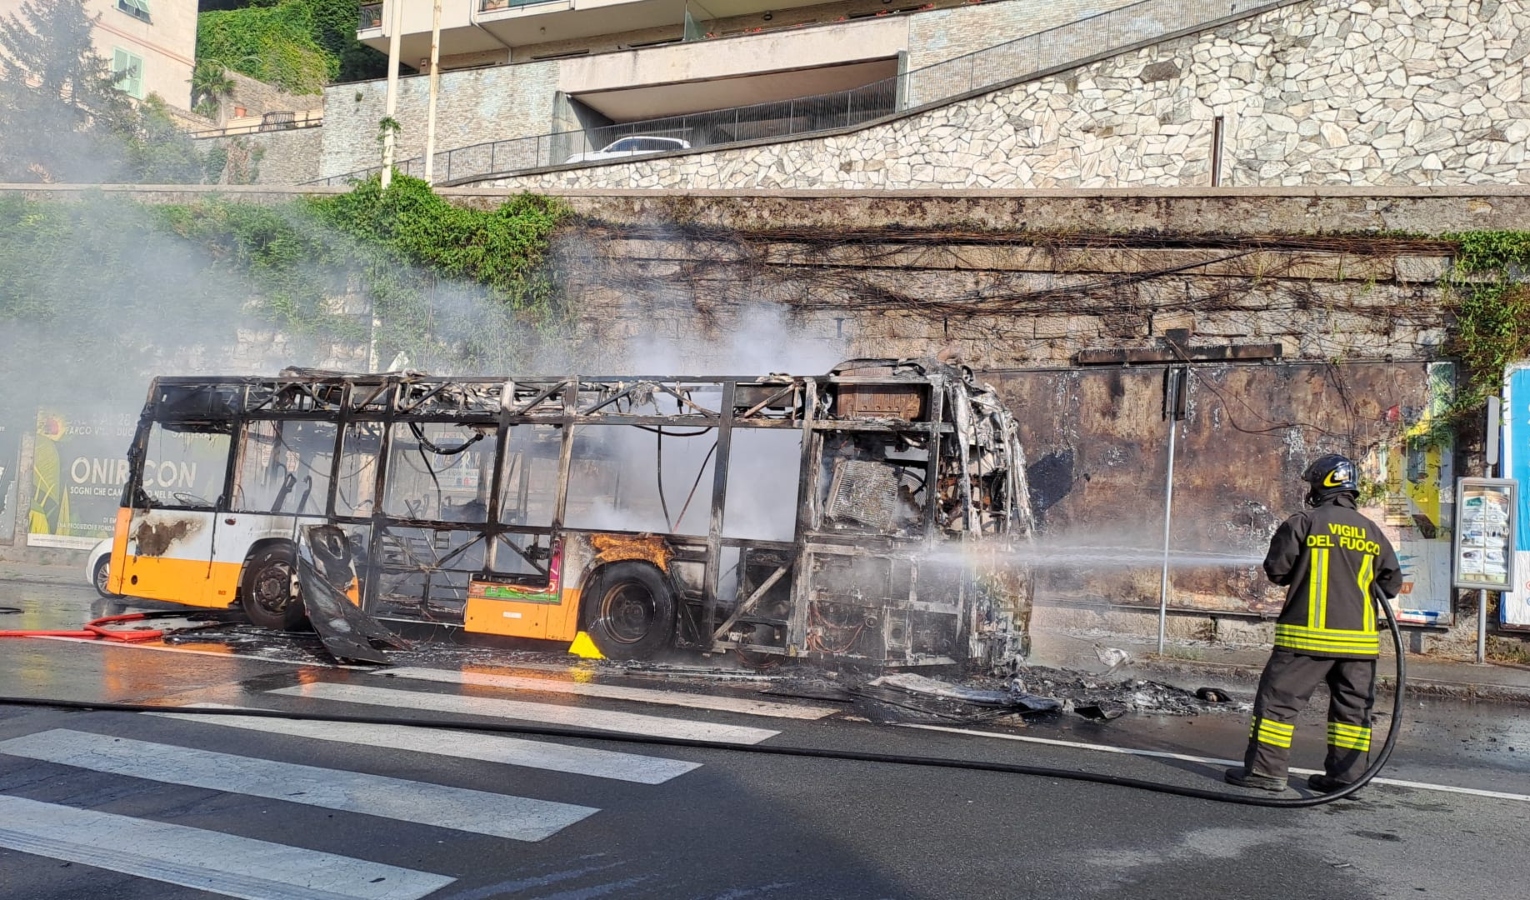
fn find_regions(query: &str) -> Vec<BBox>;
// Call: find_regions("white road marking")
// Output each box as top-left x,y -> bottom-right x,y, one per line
0,729 -> 597,841
268,682 -> 779,745
151,705 -> 701,784
378,666 -> 837,720
0,794 -> 454,900
903,724 -> 1530,803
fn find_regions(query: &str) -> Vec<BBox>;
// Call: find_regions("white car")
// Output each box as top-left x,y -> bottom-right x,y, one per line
564,136 -> 690,164
86,539 -> 120,598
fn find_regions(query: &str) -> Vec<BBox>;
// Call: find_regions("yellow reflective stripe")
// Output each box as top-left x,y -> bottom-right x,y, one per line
1253,717 -> 1295,748
1316,548 -> 1330,629
1328,723 -> 1370,737
1357,555 -> 1377,633
1327,722 -> 1372,751
1307,546 -> 1321,627
1274,624 -> 1380,654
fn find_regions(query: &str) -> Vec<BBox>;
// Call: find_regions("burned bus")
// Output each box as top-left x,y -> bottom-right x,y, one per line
106,359 -> 1035,668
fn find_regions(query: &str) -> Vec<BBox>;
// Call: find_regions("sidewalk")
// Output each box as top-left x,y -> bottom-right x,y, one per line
1030,628 -> 1530,707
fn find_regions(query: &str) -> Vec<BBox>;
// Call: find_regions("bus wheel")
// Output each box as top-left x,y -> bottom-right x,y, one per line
583,562 -> 675,660
241,545 -> 306,631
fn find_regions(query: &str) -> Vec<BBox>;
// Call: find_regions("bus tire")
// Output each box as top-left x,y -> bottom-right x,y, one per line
93,556 -> 122,599
582,562 -> 676,661
241,545 -> 306,631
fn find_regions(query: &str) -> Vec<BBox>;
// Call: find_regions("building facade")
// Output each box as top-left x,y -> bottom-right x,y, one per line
0,0 -> 198,109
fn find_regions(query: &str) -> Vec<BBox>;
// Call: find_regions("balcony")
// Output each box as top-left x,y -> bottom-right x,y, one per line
359,2 -> 382,31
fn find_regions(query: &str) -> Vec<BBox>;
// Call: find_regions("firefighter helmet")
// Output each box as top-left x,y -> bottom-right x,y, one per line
1303,453 -> 1358,506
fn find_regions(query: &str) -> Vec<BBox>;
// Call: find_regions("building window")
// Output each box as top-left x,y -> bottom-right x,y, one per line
112,48 -> 144,99
116,0 -> 151,23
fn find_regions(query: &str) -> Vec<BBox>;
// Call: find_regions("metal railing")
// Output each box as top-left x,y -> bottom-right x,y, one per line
317,0 -> 1288,186
480,0 -> 562,10
359,3 -> 382,30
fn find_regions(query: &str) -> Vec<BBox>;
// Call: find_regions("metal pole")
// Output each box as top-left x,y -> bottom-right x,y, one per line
424,0 -> 442,184
1157,366 -> 1188,656
1157,416 -> 1178,655
380,0 -> 404,188
1477,588 -> 1488,664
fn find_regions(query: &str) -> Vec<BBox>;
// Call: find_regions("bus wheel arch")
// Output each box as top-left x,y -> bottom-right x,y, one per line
579,560 -> 676,660
240,540 -> 307,631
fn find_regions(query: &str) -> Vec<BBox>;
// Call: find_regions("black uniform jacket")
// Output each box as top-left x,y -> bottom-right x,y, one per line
1263,495 -> 1403,659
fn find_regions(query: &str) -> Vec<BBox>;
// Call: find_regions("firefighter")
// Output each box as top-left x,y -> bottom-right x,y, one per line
1225,453 -> 1403,793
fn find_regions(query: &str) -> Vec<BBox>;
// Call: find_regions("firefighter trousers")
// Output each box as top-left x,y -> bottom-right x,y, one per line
1244,649 -> 1375,783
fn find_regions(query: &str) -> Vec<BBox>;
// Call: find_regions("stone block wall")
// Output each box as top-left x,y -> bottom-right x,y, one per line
220,72 -> 324,123
319,62 -> 561,177
480,0 -> 1530,190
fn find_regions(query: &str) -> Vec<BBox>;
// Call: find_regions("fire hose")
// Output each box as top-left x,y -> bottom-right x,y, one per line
0,599 -> 1405,808
0,611 -> 197,643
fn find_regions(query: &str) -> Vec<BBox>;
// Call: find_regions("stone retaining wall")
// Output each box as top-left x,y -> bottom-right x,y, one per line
480,0 -> 1530,190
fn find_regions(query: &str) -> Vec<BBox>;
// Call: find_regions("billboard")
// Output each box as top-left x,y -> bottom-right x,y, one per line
27,409 -> 138,550
1360,361 -> 1456,625
1502,365 -> 1530,629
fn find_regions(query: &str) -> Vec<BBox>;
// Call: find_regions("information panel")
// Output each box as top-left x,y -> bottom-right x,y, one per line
1452,478 -> 1517,591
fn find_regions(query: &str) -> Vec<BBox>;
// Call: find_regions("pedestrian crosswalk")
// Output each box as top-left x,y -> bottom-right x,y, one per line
269,681 -> 783,743
0,794 -> 455,900
0,665 -> 818,899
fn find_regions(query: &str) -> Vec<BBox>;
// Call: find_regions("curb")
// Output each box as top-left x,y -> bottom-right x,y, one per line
1129,656 -> 1530,708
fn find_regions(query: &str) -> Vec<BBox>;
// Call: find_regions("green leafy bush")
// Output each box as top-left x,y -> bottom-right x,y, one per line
197,0 -> 388,94
1442,231 -> 1530,420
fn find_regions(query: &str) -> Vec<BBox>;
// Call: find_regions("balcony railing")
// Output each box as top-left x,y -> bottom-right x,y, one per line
359,3 -> 382,30
479,0 -> 563,11
320,0 -> 1290,187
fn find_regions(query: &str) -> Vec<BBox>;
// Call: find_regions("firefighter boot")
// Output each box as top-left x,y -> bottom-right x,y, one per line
1307,773 -> 1358,794
1224,768 -> 1288,792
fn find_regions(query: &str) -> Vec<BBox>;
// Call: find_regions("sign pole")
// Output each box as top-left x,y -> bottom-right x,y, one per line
1478,588 -> 1488,664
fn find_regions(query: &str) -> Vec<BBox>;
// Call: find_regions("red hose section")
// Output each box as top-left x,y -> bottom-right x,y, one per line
0,612 -> 165,643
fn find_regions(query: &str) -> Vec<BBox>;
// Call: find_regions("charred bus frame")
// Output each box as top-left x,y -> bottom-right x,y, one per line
113,359 -> 1033,668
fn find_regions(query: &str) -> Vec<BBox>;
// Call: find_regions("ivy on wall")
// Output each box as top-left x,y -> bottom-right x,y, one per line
197,0 -> 388,96
1443,230 -> 1530,421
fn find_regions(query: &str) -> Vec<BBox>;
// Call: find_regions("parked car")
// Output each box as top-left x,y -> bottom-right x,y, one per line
564,136 -> 690,164
86,539 -> 120,598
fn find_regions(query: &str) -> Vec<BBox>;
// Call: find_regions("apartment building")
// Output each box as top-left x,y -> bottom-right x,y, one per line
327,0 -> 1139,178
0,0 -> 198,109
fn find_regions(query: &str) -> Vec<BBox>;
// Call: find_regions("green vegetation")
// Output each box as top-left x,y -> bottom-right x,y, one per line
0,178 -> 570,406
197,0 -> 388,95
1442,230 -> 1530,422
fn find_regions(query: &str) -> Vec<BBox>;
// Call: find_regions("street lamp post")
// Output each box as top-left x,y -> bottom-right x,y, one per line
381,0 -> 405,188
424,0 -> 443,183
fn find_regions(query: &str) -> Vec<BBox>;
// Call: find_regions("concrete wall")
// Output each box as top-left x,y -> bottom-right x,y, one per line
319,61 -> 562,176
481,0 -> 1530,190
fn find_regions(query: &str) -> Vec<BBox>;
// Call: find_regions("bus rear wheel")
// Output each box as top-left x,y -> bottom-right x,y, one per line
582,562 -> 675,661
241,545 -> 306,631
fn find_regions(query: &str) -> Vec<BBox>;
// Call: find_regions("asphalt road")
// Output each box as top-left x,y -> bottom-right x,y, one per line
2,580 -> 1528,900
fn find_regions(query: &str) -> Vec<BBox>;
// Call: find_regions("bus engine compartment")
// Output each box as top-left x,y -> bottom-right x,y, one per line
112,359 -> 1037,670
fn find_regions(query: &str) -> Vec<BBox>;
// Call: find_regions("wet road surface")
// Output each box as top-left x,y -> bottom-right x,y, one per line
2,580 -> 1529,899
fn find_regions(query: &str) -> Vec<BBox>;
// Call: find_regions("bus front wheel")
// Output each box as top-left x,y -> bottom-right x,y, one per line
241,545 -> 306,631
582,562 -> 675,660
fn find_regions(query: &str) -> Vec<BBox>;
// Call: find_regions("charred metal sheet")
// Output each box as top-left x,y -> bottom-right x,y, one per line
298,525 -> 407,665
